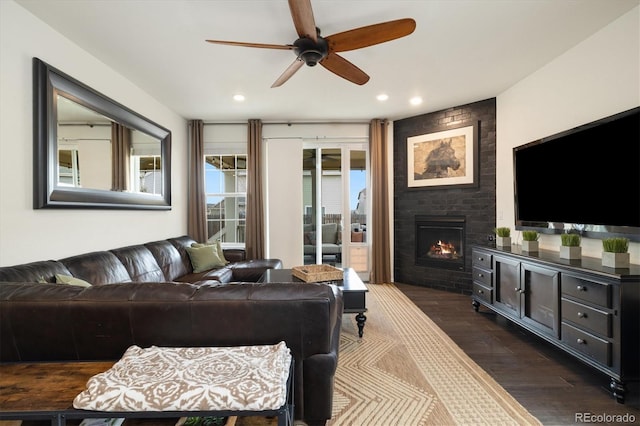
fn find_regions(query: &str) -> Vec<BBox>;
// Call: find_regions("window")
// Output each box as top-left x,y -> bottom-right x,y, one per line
58,147 -> 80,187
131,155 -> 162,194
204,155 -> 247,243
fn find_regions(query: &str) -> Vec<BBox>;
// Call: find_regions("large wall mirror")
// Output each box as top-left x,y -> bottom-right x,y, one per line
33,57 -> 171,209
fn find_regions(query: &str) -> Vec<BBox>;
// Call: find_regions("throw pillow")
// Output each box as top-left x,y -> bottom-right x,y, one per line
214,240 -> 229,264
55,274 -> 92,287
191,241 -> 229,265
186,245 -> 226,273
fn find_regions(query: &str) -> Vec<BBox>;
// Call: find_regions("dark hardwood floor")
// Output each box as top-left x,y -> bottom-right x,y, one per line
395,282 -> 640,426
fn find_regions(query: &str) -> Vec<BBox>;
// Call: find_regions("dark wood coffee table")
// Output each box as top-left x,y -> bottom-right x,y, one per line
260,267 -> 368,337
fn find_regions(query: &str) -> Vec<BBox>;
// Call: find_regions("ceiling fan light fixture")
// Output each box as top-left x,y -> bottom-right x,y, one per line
293,36 -> 328,66
299,49 -> 324,66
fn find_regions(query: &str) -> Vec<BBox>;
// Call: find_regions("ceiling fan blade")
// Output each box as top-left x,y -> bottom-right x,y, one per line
206,39 -> 293,50
288,0 -> 317,41
271,59 -> 305,88
320,52 -> 370,85
326,18 -> 416,52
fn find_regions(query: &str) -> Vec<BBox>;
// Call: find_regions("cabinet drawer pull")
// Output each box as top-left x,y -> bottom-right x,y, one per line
577,312 -> 587,318
577,338 -> 586,344
477,289 -> 484,295
576,285 -> 587,292
478,257 -> 484,261
477,273 -> 484,278
514,287 -> 519,292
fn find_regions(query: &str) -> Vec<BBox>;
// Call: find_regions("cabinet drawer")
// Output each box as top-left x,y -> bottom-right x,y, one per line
561,274 -> 611,308
472,249 -> 492,269
472,266 -> 492,287
561,298 -> 612,337
562,322 -> 611,367
472,282 -> 492,304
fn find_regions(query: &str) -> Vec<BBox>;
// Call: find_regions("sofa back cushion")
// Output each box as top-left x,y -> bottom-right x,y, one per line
144,239 -> 191,281
0,260 -> 71,283
111,245 -> 165,282
168,236 -> 198,272
60,251 -> 132,285
322,223 -> 338,244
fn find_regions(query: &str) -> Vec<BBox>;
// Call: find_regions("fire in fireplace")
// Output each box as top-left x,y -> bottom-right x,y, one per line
415,215 -> 465,270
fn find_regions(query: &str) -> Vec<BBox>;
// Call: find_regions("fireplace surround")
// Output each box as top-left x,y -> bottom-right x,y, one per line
393,98 -> 496,294
415,216 -> 465,271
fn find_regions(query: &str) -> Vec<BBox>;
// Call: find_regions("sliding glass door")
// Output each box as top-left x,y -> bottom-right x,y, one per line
302,143 -> 369,277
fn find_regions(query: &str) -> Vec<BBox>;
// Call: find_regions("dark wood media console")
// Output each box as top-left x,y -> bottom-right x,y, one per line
471,245 -> 639,403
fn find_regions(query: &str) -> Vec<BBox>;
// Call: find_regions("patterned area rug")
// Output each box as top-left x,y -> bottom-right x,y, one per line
327,283 -> 542,426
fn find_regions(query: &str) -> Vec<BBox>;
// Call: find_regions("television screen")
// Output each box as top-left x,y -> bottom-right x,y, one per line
513,107 -> 640,240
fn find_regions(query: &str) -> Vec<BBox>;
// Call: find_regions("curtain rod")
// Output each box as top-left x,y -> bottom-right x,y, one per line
203,120 -> 371,126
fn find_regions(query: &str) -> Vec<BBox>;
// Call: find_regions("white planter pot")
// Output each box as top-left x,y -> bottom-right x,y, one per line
602,252 -> 630,268
496,237 -> 511,248
522,240 -> 539,252
560,246 -> 581,260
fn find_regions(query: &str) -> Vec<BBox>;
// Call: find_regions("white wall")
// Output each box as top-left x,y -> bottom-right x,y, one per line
0,1 -> 188,266
496,6 -> 639,262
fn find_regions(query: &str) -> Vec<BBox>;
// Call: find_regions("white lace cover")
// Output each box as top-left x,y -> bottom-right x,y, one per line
73,342 -> 292,412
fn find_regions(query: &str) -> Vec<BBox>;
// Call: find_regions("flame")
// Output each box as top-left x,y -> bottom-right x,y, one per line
429,240 -> 457,256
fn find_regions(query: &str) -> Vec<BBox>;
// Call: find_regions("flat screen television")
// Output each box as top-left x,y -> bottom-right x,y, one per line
513,106 -> 640,241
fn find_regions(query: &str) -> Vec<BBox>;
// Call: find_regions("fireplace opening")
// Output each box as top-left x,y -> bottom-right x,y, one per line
415,215 -> 465,271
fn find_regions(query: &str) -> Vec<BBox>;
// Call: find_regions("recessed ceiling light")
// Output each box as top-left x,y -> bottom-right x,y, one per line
410,96 -> 423,106
376,93 -> 389,101
233,94 -> 245,102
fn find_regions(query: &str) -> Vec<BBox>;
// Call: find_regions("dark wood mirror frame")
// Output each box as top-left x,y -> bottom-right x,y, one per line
33,57 -> 172,210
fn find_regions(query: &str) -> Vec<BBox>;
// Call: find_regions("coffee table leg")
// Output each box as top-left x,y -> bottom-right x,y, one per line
355,312 -> 367,338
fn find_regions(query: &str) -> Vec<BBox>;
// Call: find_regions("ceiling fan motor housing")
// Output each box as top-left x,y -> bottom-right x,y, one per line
294,36 -> 328,66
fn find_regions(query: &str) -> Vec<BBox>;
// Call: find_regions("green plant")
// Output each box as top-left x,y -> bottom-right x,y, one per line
495,227 -> 511,237
561,233 -> 581,247
602,237 -> 629,253
522,230 -> 539,241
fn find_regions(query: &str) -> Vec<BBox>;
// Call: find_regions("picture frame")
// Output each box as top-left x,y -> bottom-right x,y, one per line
407,122 -> 479,188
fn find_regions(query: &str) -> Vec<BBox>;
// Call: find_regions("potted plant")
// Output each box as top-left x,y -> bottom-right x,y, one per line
602,237 -> 630,268
495,227 -> 511,248
521,230 -> 539,252
560,233 -> 581,260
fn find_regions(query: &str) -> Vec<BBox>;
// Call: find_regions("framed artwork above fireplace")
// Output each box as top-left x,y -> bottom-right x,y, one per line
407,122 -> 478,189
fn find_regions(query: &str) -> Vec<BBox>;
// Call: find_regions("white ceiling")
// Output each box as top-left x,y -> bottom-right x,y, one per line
16,0 -> 639,122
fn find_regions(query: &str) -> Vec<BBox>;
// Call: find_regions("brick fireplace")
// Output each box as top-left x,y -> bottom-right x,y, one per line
393,98 -> 496,294
415,216 -> 465,271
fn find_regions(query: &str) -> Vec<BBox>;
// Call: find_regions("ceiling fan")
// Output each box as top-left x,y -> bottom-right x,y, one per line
206,0 -> 416,87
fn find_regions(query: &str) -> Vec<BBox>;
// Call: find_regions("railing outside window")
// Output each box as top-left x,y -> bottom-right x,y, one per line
204,154 -> 247,243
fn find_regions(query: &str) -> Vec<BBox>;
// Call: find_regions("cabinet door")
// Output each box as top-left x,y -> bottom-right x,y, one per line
493,255 -> 521,317
521,263 -> 559,338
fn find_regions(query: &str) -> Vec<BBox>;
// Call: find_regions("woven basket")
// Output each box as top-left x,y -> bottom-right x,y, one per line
291,265 -> 344,283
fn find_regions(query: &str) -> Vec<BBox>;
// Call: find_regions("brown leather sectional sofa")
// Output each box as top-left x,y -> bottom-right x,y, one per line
0,235 -> 343,426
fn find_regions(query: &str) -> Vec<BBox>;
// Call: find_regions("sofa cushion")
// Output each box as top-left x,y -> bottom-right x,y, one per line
186,245 -> 227,273
175,266 -> 234,285
0,260 -> 72,284
55,274 -> 92,287
144,240 -> 191,281
322,223 -> 338,244
60,252 -> 132,285
191,241 -> 229,265
111,245 -> 165,282
232,259 -> 284,282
